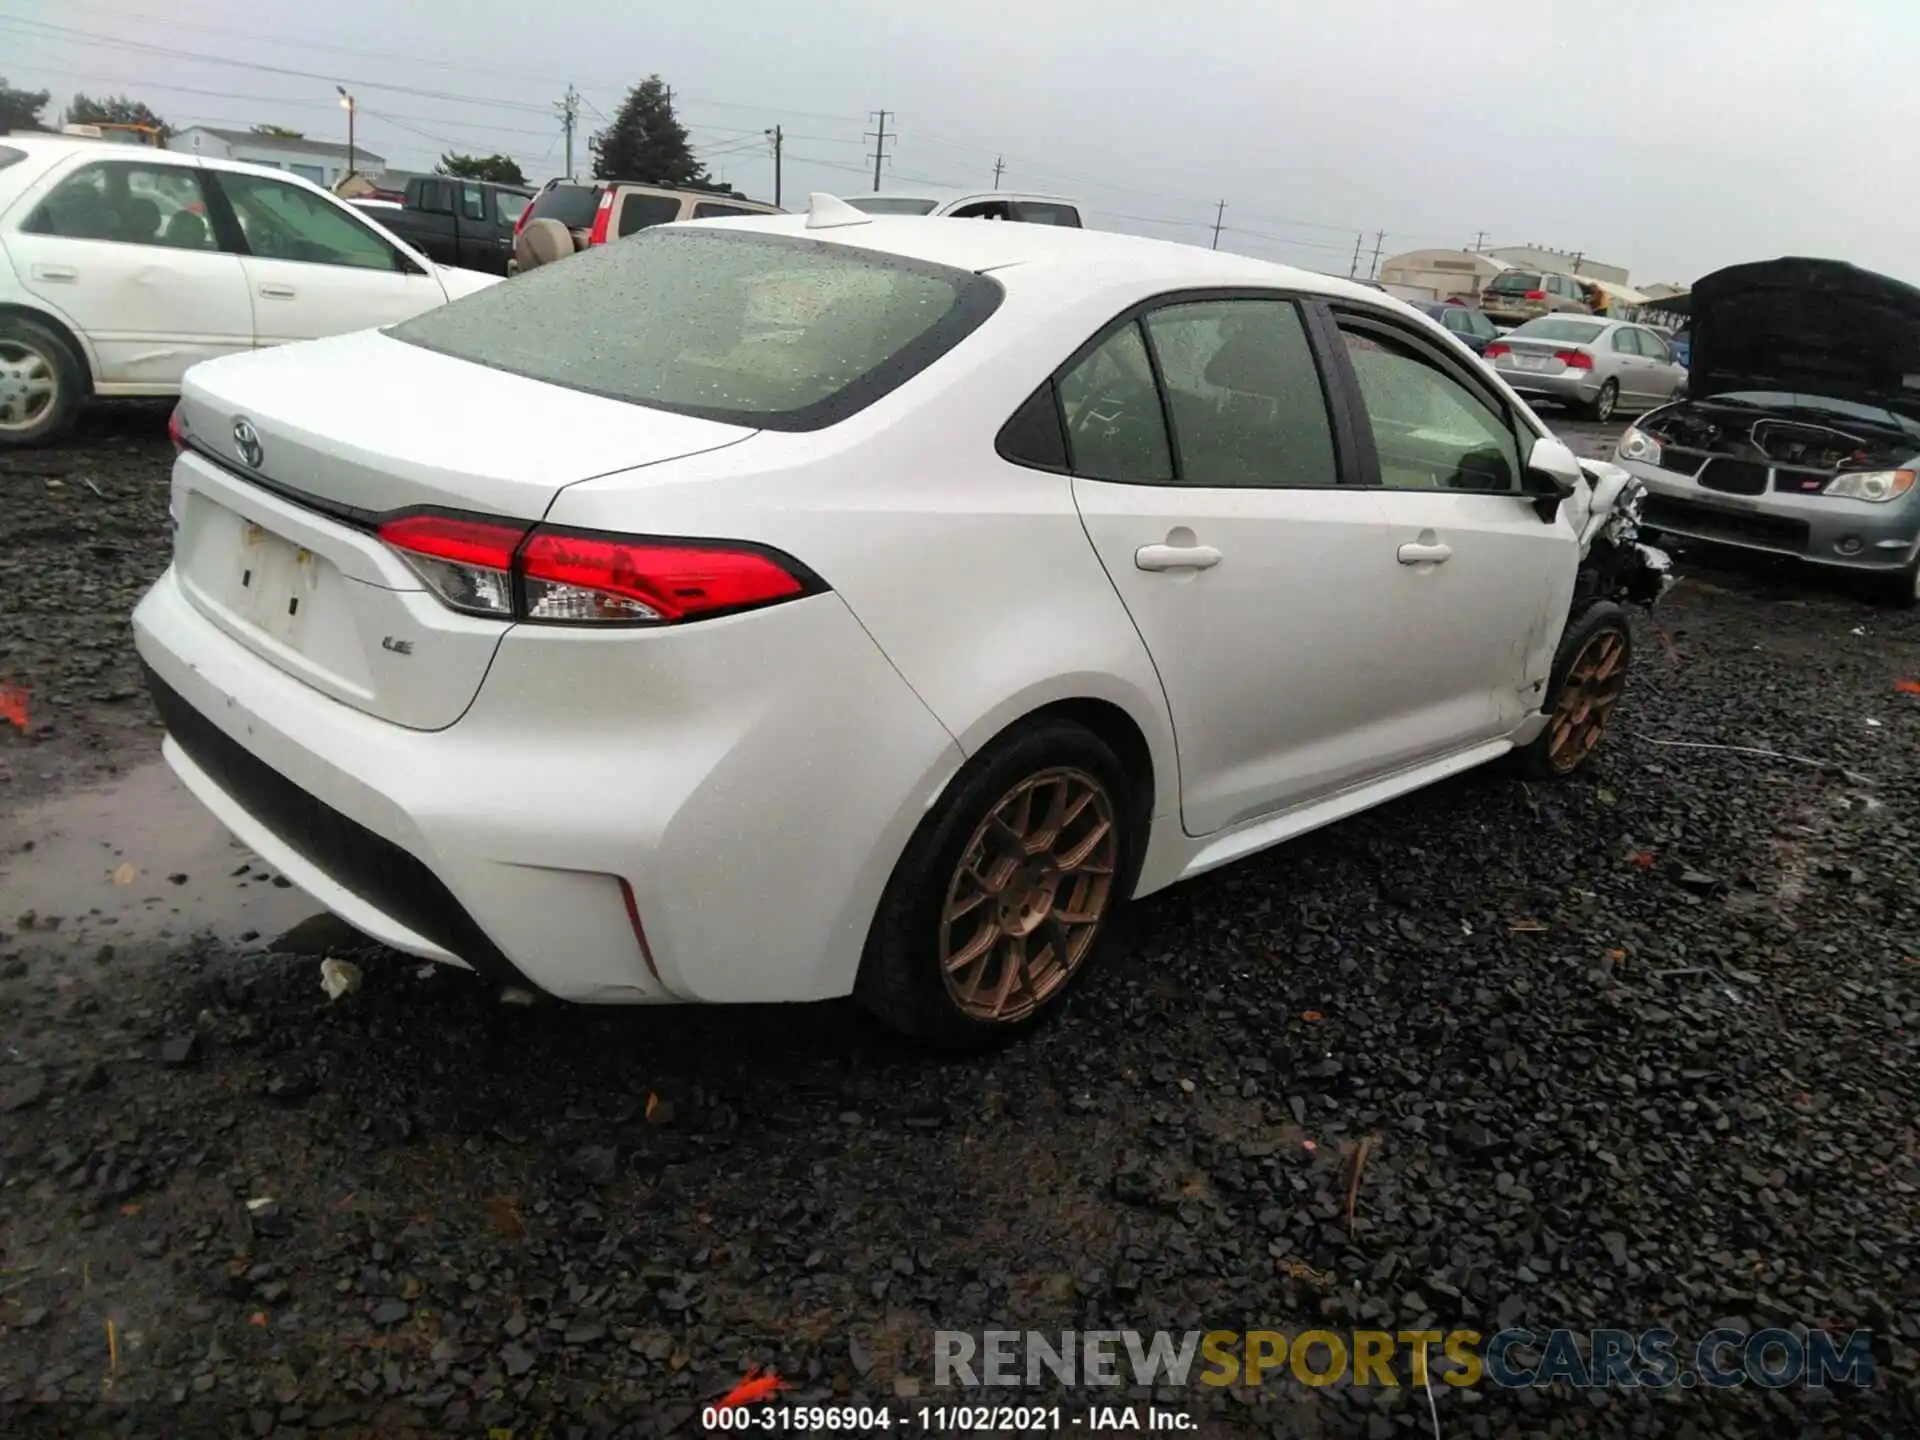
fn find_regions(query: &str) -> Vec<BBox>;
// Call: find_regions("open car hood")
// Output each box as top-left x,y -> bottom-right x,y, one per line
1689,257 -> 1920,421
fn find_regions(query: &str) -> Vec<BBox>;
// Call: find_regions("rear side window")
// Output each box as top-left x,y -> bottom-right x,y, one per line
616,193 -> 683,236
1013,201 -> 1081,227
390,228 -> 1003,431
1055,322 -> 1172,482
1144,299 -> 1338,488
527,183 -> 602,231
692,201 -> 762,219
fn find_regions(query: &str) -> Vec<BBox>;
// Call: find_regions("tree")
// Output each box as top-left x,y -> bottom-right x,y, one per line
590,76 -> 708,186
437,152 -> 526,185
249,124 -> 306,140
66,92 -> 171,140
0,76 -> 51,134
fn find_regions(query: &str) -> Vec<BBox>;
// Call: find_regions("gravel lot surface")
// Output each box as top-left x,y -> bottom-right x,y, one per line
1,409 -> 1917,1438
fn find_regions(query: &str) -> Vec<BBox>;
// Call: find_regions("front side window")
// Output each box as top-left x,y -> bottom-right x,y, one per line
217,171 -> 405,271
616,193 -> 683,236
391,227 -> 1003,431
1636,329 -> 1671,362
1335,321 -> 1521,493
1055,322 -> 1172,482
24,161 -> 217,250
495,191 -> 530,226
1142,298 -> 1337,487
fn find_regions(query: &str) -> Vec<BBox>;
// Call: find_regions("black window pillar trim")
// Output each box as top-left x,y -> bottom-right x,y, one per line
1134,316 -> 1185,484
1301,299 -> 1374,488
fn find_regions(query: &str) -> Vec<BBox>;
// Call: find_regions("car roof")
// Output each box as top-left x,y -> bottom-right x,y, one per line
0,135 -> 350,190
866,189 -> 1080,207
678,209 -> 1396,307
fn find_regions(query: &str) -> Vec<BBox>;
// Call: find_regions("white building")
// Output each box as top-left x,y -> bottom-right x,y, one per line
1376,248 -> 1511,303
1487,244 -> 1629,287
169,126 -> 385,190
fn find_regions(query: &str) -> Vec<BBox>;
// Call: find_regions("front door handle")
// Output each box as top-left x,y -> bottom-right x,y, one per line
32,264 -> 78,282
1135,543 -> 1222,572
1397,542 -> 1453,565
258,283 -> 297,299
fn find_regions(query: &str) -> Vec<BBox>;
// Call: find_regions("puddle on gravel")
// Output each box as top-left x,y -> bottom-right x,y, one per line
0,758 -> 318,955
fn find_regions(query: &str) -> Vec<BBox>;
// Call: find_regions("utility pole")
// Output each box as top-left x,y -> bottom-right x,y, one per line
992,155 -> 1005,189
866,110 -> 893,191
335,86 -> 356,183
765,124 -> 783,209
1368,229 -> 1385,279
1210,199 -> 1226,250
1471,230 -> 1489,252
556,85 -> 580,180
1349,230 -> 1365,277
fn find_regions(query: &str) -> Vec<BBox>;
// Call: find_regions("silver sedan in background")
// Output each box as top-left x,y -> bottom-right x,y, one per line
1485,317 -> 1688,422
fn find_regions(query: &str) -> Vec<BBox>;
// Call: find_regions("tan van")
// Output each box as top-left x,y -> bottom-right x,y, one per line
510,179 -> 780,274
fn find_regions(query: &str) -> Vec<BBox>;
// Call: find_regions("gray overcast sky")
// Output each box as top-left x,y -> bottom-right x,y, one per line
5,0 -> 1917,287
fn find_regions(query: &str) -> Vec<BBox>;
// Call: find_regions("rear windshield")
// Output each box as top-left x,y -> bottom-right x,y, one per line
390,227 -> 1004,431
1486,273 -> 1542,294
846,197 -> 938,216
1508,317 -> 1606,344
527,183 -> 602,231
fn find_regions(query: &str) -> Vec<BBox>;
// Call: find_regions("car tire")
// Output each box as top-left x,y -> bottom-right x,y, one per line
1516,601 -> 1633,779
1583,379 -> 1620,424
856,717 -> 1142,1051
1873,556 -> 1920,610
0,316 -> 84,449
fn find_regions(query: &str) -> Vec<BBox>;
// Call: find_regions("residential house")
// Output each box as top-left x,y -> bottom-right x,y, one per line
168,126 -> 385,190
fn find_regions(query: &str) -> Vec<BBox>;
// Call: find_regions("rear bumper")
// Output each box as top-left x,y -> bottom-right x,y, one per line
1617,458 -> 1920,570
133,566 -> 964,1004
1495,367 -> 1601,406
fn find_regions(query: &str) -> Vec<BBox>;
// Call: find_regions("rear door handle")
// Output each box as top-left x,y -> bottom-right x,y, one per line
258,283 -> 297,299
1397,542 -> 1453,565
32,264 -> 78,282
1135,543 -> 1222,572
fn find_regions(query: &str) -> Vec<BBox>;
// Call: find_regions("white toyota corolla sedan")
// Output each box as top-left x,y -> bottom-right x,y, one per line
133,194 -> 1669,1049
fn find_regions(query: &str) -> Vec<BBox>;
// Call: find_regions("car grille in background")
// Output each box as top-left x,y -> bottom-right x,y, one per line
1656,449 -> 1702,477
1642,497 -> 1808,553
141,663 -> 532,990
1698,457 -> 1771,495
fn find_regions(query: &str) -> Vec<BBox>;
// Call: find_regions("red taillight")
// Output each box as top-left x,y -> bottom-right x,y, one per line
519,530 -> 806,623
1484,342 -> 1510,359
377,513 -> 526,617
167,405 -> 186,452
1556,349 -> 1594,370
1524,289 -> 1546,301
586,188 -> 614,246
512,200 -> 534,236
378,511 -> 814,625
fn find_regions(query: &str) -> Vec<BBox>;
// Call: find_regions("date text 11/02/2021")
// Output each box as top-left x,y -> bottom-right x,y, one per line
701,1405 -> 1195,1431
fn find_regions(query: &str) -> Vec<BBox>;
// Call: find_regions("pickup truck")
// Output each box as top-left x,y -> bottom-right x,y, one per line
365,176 -> 533,277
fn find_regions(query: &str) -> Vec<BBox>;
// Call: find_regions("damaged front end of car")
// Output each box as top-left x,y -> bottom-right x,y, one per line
1572,458 -> 1675,613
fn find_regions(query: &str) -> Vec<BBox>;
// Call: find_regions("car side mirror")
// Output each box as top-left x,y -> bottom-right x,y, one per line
1523,436 -> 1582,523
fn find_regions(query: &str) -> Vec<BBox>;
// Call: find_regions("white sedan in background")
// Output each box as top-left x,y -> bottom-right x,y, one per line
0,135 -> 498,446
133,196 -> 1669,1050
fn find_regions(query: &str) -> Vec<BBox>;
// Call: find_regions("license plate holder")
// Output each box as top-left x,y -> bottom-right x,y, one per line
1510,353 -> 1550,371
234,520 -> 320,643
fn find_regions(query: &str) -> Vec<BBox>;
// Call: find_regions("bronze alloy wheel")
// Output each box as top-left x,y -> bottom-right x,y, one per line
938,766 -> 1118,1023
1545,627 -> 1628,773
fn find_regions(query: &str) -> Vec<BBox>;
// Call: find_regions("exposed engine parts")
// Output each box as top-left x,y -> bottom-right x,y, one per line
1574,461 -> 1674,613
1639,402 -> 1910,474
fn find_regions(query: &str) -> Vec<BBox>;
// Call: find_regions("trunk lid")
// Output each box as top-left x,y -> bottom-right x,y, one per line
1689,256 -> 1920,421
168,331 -> 757,730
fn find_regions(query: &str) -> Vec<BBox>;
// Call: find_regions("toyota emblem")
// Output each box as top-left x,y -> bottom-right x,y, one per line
233,418 -> 263,469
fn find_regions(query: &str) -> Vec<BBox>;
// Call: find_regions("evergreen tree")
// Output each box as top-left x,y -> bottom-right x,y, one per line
67,93 -> 171,140
437,152 -> 527,185
590,76 -> 708,186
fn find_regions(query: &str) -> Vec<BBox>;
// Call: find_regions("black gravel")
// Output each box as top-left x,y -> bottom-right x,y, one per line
1,415 -> 1918,1437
